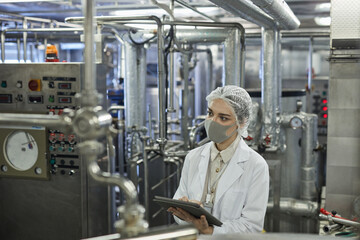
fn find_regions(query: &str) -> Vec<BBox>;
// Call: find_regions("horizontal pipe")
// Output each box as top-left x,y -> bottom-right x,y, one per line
0,113 -> 69,129
209,0 -> 275,29
3,27 -> 83,33
175,0 -> 217,22
267,198 -> 318,217
251,0 -> 300,30
319,214 -> 360,229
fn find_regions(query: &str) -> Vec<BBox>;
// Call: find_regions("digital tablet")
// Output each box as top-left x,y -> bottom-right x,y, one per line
153,196 -> 223,227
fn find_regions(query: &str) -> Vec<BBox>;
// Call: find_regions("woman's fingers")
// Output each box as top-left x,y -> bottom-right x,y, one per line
179,196 -> 189,202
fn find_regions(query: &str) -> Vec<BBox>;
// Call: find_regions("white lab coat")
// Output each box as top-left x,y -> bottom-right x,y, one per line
173,138 -> 269,234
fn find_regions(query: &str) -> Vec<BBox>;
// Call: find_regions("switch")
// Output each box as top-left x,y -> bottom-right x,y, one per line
16,81 -> 22,88
28,79 -> 42,91
15,94 -> 23,102
1,81 -> 7,88
48,82 -> 55,88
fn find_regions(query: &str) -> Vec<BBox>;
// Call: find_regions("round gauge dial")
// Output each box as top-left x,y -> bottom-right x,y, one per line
4,131 -> 39,171
290,116 -> 303,129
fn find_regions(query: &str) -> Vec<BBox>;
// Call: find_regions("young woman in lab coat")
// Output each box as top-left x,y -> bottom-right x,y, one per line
168,85 -> 269,235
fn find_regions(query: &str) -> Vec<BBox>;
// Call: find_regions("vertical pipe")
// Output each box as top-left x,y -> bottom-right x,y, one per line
223,28 -> 241,86
301,113 -> 318,201
261,28 -> 278,145
168,0 -> 176,112
240,34 -> 246,88
206,49 -> 214,93
156,20 -> 166,146
182,53 -> 189,149
42,22 -> 47,61
307,37 -> 313,92
137,47 -> 147,126
84,0 -> 96,93
23,19 -> 27,62
17,38 -> 21,62
276,29 -> 282,112
142,137 -> 149,222
124,41 -> 139,128
1,32 -> 5,62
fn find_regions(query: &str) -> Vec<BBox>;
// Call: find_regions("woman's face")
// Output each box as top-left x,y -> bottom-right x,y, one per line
207,98 -> 238,135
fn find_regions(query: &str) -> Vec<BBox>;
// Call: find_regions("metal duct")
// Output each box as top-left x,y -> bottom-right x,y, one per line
301,113 -> 318,201
223,27 -> 241,86
124,41 -> 146,128
209,0 -> 275,29
261,28 -> 279,148
251,0 -> 300,30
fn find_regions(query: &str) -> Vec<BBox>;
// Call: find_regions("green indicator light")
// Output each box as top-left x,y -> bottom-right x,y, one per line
49,95 -> 54,103
1,81 -> 7,88
49,146 -> 55,151
322,91 -> 327,96
50,159 -> 56,165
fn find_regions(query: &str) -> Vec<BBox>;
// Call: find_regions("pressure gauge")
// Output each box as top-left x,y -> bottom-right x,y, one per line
4,131 -> 39,171
290,116 -> 303,129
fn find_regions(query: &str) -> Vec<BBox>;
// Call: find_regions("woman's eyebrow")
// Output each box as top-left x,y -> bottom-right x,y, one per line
208,108 -> 232,117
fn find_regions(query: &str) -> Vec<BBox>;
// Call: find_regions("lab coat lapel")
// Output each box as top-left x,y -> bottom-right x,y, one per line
198,143 -> 211,192
215,139 -> 249,203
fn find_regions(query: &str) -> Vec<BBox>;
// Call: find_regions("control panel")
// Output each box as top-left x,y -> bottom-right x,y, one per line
310,81 -> 329,136
0,63 -> 83,179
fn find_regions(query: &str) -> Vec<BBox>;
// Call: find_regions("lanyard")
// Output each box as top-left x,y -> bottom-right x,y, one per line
203,156 -> 230,211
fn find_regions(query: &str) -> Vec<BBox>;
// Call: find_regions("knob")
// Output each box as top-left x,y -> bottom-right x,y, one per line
69,170 -> 76,176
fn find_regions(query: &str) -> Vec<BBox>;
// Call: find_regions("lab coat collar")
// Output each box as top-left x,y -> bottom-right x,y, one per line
198,139 -> 250,202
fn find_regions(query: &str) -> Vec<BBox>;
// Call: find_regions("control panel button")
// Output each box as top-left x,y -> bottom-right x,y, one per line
49,95 -> 55,103
1,81 -> 7,88
28,79 -> 42,91
16,81 -> 22,88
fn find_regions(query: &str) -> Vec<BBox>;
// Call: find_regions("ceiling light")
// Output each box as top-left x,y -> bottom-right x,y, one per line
314,16 -> 331,26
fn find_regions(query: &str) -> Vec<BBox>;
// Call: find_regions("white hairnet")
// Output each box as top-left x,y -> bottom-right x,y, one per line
206,85 -> 252,136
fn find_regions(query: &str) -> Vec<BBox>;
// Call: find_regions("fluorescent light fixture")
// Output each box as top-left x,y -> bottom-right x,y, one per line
315,3 -> 331,12
314,16 -> 331,26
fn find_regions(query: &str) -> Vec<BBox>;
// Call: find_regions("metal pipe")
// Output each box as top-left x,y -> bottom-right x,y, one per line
261,28 -> 278,147
16,38 -> 21,62
3,27 -> 83,33
174,0 -> 217,22
251,0 -> 300,30
142,137 -> 149,222
1,31 -> 4,62
88,156 -> 138,207
267,198 -> 318,217
0,113 -> 69,129
207,49 -> 214,93
23,19 -> 27,62
209,0 -> 275,29
110,29 -> 126,80
323,224 -> 342,233
307,37 -> 313,92
223,27 -> 242,86
67,16 -> 166,147
319,214 -> 360,229
84,0 -> 96,93
181,53 -> 190,150
276,29 -> 282,112
301,113 -> 318,201
189,120 -> 205,149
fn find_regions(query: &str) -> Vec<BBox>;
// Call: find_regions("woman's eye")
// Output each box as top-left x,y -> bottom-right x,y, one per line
220,117 -> 228,121
207,111 -> 213,116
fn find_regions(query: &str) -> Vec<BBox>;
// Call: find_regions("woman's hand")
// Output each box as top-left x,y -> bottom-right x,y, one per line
167,197 -> 213,235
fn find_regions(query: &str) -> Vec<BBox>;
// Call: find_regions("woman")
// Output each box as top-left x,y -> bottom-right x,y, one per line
168,85 -> 269,235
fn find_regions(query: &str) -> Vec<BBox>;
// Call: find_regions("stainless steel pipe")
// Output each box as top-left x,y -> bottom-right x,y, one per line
0,113 -> 69,129
267,198 -> 318,217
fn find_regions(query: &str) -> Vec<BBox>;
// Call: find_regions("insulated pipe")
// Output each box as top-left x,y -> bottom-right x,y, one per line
209,0 -> 275,29
301,113 -> 318,201
267,198 -> 318,217
261,28 -> 278,147
251,0 -> 300,30
17,38 -> 21,62
137,46 -> 147,127
66,16 -> 166,147
110,29 -> 126,80
181,53 -> 190,150
223,27 -> 241,86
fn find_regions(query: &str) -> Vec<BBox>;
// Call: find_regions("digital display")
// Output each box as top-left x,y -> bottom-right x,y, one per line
0,94 -> 12,103
28,96 -> 43,104
58,83 -> 71,89
58,97 -> 71,103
